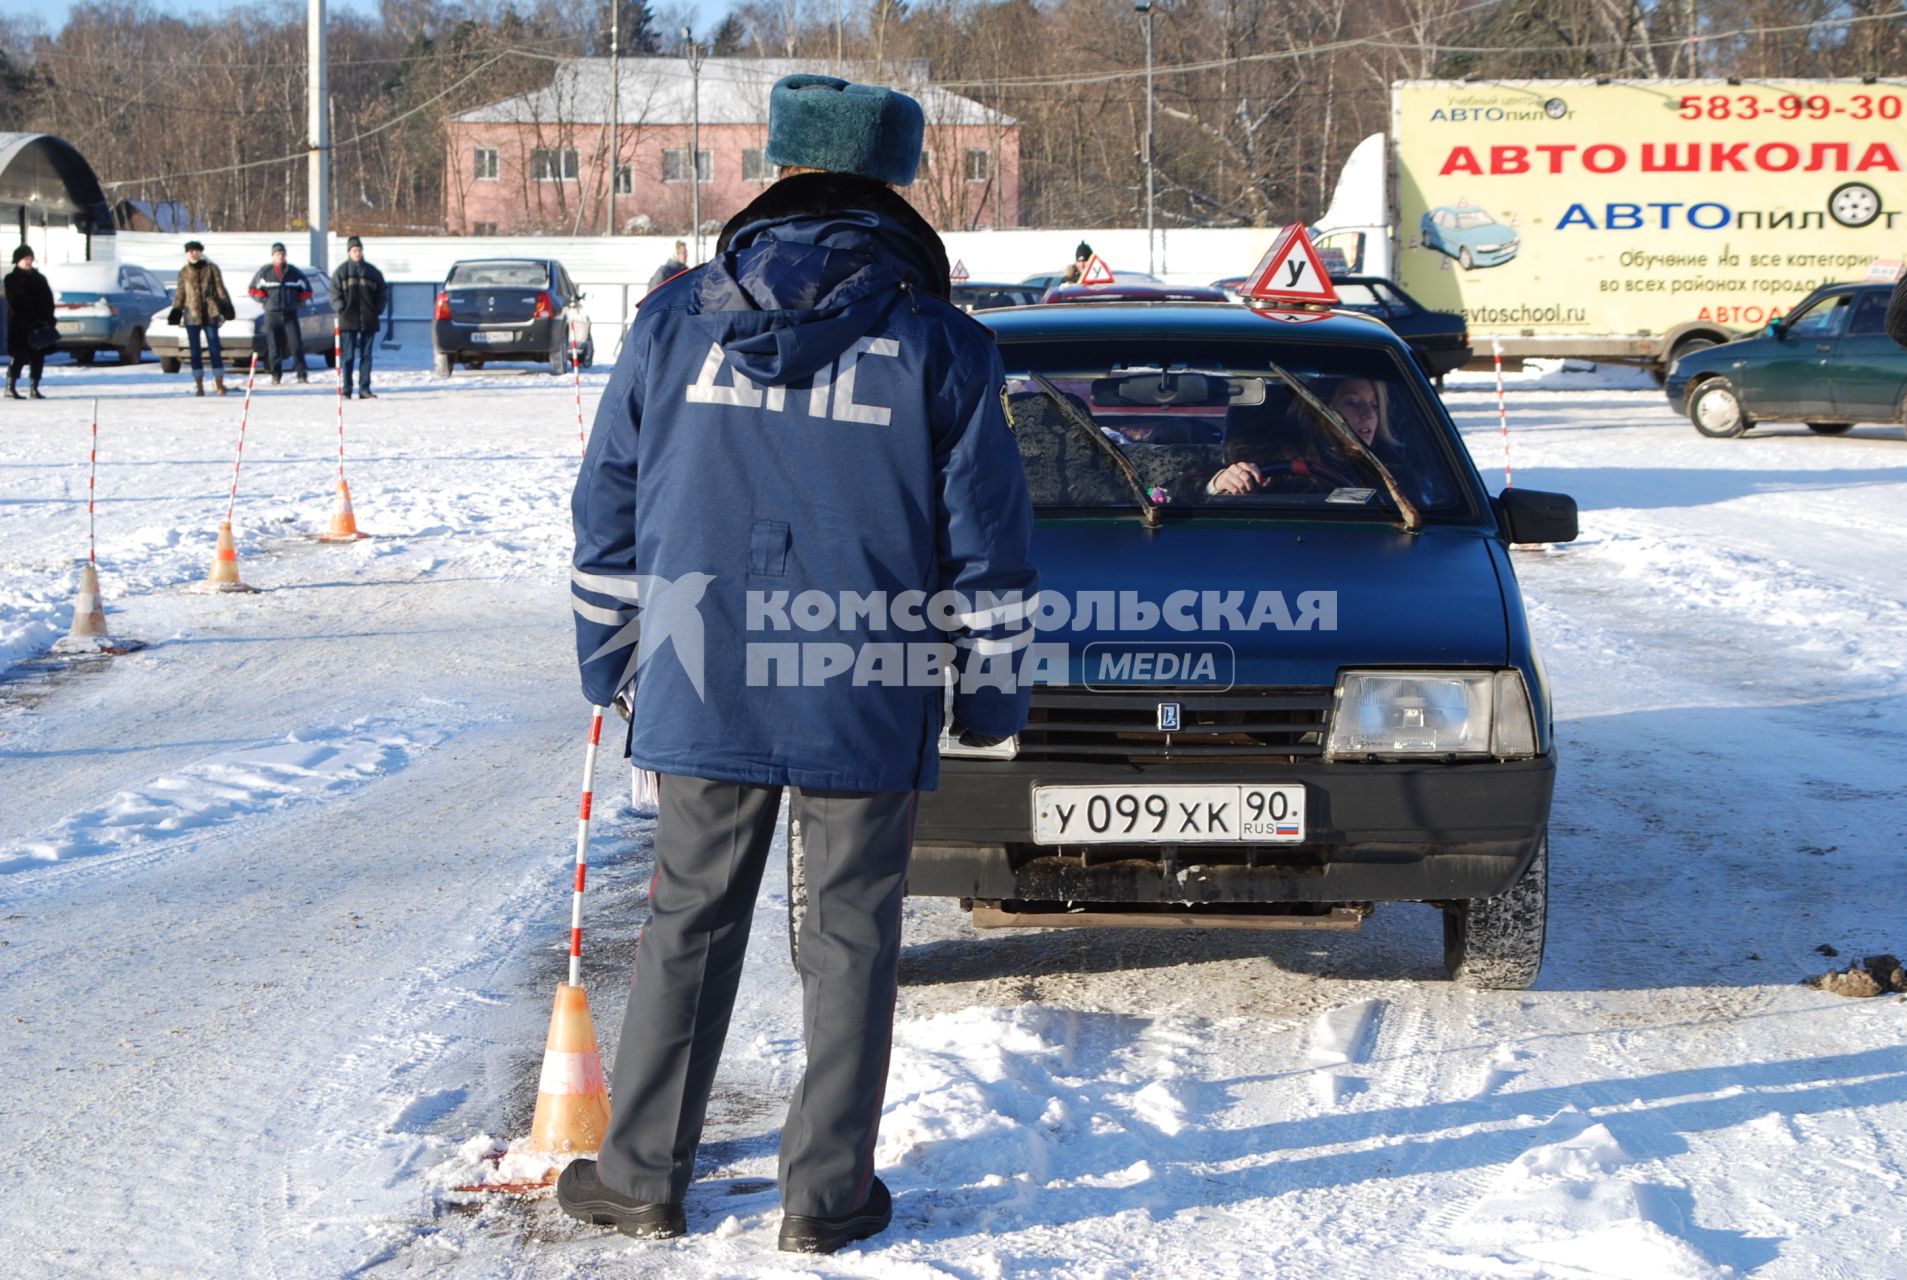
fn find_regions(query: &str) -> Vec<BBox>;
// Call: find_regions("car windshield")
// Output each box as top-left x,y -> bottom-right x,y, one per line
446,261 -> 549,289
999,339 -> 1471,518
1453,210 -> 1496,230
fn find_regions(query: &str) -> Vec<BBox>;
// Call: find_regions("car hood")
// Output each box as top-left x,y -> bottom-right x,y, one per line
1025,520 -> 1508,688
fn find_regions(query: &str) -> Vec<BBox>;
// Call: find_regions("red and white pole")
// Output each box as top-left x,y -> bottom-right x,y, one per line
226,352 -> 260,524
568,705 -> 606,988
334,318 -> 346,483
87,398 -> 99,565
1491,335 -> 1513,490
569,321 -> 587,457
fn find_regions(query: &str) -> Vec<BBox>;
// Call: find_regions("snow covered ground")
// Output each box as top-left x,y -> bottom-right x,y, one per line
3,352 -> 1906,1279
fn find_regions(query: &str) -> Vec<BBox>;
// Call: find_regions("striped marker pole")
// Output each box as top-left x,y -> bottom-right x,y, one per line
569,321 -> 586,457
226,352 -> 260,524
1491,335 -> 1514,490
569,705 -> 606,988
87,398 -> 98,564
334,318 -> 345,482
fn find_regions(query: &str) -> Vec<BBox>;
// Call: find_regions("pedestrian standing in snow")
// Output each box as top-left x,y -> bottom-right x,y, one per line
648,239 -> 689,289
1059,240 -> 1094,284
331,236 -> 386,399
564,73 -> 1037,1254
5,246 -> 56,400
170,240 -> 235,397
248,242 -> 310,385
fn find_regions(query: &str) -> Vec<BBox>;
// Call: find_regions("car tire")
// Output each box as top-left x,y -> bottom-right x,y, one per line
120,330 -> 144,365
787,813 -> 808,970
580,339 -> 595,369
1689,378 -> 1748,438
1442,833 -> 1547,990
324,348 -> 337,370
432,352 -> 452,378
73,349 -> 96,366
1806,422 -> 1854,435
159,356 -> 181,375
1458,246 -> 1475,270
549,343 -> 567,376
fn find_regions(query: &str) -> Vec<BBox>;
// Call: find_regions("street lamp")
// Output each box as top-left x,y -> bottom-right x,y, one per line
1136,0 -> 1155,275
683,26 -> 705,264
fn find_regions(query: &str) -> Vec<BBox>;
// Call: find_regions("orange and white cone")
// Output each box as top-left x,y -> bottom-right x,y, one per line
523,981 -> 613,1160
206,520 -> 255,592
52,561 -> 113,652
315,478 -> 367,543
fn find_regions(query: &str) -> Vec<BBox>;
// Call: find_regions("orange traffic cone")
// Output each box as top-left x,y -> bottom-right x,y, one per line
205,520 -> 256,593
315,478 -> 367,543
52,561 -> 112,652
523,981 -> 613,1158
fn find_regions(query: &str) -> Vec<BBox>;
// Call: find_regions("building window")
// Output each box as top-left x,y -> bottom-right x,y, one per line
917,147 -> 933,175
615,164 -> 633,195
964,149 -> 990,183
531,147 -> 580,182
472,222 -> 499,236
742,149 -> 777,183
473,147 -> 499,181
663,149 -> 712,184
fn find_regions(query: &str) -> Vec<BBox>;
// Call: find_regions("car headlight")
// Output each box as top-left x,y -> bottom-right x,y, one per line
1326,670 -> 1538,760
1476,243 -> 1506,252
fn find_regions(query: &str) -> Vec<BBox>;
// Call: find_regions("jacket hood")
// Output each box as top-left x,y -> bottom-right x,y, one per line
691,172 -> 950,386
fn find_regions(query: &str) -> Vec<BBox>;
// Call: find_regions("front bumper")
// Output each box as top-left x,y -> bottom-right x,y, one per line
910,754 -> 1554,904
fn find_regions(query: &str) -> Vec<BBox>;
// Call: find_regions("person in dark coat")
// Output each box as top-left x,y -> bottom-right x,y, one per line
170,240 -> 235,396
331,236 -> 386,399
5,245 -> 56,399
1885,267 -> 1907,350
561,73 -> 1037,1255
248,242 -> 311,384
1060,240 -> 1094,284
647,239 -> 689,289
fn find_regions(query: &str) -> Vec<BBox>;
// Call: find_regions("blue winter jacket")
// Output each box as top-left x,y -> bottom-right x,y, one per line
571,175 -> 1038,792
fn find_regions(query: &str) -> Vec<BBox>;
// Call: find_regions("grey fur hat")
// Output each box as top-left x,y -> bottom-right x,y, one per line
764,74 -> 924,187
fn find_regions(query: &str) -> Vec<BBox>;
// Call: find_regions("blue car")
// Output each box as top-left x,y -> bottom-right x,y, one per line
881,302 -> 1578,988
1420,204 -> 1520,270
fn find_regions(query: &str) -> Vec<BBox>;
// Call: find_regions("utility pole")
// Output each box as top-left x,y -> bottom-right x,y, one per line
1136,0 -> 1155,275
308,0 -> 329,272
683,28 -> 704,263
607,0 -> 620,235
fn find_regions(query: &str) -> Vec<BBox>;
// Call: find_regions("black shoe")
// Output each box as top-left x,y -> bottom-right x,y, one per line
29,385 -> 45,400
778,1177 -> 892,1254
555,1159 -> 685,1240
357,389 -> 376,399
270,374 -> 282,385
4,384 -> 20,400
296,372 -> 308,384
341,389 -> 352,399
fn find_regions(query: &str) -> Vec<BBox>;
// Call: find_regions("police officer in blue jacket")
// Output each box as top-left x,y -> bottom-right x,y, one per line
561,74 -> 1038,1254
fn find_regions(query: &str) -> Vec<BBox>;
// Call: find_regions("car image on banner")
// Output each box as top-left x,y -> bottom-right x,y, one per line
1419,204 -> 1521,270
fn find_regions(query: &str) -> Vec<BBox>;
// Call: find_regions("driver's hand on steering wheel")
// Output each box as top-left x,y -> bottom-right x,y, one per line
1207,461 -> 1265,496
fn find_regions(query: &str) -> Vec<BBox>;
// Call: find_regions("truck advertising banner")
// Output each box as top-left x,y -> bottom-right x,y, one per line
1392,79 -> 1907,352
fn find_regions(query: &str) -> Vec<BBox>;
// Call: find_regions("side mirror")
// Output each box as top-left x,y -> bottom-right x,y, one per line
575,291 -> 587,301
1765,319 -> 1785,338
1495,487 -> 1578,544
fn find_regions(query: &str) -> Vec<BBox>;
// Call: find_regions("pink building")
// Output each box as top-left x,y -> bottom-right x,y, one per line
445,58 -> 1020,236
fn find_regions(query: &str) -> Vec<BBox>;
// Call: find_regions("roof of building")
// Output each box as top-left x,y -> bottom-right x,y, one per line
452,58 -> 1013,130
0,132 -> 115,234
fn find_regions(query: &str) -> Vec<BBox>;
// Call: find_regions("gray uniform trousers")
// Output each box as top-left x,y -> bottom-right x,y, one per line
597,773 -> 916,1218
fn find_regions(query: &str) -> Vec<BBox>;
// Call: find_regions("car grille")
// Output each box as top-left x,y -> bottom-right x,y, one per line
1018,687 -> 1332,762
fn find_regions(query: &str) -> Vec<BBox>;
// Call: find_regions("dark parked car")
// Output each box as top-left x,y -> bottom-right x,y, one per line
951,281 -> 1044,312
432,258 -> 592,377
51,261 -> 172,365
1665,281 -> 1906,439
786,300 -> 1579,989
1331,276 -> 1471,381
1044,281 -> 1230,305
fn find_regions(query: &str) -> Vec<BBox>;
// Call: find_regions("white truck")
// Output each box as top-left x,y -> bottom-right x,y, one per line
1314,79 -> 1907,376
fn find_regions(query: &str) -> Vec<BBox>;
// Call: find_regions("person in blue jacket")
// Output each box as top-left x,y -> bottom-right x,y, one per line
560,73 -> 1037,1254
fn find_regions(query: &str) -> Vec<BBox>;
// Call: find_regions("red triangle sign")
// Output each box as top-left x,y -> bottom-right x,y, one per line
950,258 -> 970,283
1079,254 -> 1116,286
1241,225 -> 1339,308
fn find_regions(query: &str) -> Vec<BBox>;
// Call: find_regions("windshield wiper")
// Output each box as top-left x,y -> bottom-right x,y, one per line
1264,360 -> 1423,530
1028,372 -> 1162,527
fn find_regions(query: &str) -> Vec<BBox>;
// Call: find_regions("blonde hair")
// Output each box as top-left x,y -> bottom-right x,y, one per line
1329,376 -> 1397,449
